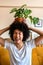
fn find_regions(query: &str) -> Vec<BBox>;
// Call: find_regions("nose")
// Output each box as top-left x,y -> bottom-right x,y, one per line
16,33 -> 19,38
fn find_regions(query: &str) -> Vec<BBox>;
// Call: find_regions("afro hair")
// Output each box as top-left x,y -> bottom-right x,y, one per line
9,21 -> 30,41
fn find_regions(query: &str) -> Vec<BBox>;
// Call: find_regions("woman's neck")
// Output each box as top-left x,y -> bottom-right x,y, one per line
14,41 -> 24,50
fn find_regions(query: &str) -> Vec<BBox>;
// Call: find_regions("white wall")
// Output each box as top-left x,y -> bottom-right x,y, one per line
0,0 -> 43,38
0,0 -> 43,6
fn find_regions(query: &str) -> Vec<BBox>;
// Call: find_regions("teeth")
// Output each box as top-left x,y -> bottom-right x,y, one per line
16,39 -> 19,40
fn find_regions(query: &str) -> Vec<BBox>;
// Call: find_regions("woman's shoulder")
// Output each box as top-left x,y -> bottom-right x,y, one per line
4,39 -> 13,48
25,39 -> 36,48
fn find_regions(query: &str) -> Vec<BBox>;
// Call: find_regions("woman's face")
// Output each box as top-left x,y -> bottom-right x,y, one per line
13,29 -> 23,44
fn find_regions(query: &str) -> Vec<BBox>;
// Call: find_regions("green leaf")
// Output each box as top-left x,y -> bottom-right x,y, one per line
10,8 -> 17,13
20,4 -> 27,9
29,16 -> 33,23
23,9 -> 32,18
32,17 -> 39,24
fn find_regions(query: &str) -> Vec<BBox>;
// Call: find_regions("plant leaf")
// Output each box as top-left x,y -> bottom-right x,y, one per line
10,8 -> 17,13
29,16 -> 33,23
23,9 -> 32,18
20,4 -> 27,9
32,17 -> 39,24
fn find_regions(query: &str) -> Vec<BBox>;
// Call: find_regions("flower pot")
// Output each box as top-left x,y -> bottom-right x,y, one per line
15,18 -> 25,22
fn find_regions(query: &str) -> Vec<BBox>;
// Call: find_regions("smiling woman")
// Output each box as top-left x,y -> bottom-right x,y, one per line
0,21 -> 43,65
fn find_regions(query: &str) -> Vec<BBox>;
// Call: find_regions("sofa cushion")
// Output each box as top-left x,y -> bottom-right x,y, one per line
0,46 -> 10,65
32,47 -> 43,65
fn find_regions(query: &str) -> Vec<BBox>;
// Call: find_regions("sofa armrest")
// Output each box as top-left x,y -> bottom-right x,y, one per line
0,46 -> 10,65
32,47 -> 43,65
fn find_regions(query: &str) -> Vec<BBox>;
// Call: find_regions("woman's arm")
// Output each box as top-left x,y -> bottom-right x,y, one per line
28,27 -> 43,46
0,26 -> 10,46
29,27 -> 43,35
0,26 -> 10,35
35,35 -> 43,46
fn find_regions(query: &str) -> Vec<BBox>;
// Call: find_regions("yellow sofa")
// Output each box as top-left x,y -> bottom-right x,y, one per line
32,47 -> 43,65
0,46 -> 10,65
0,46 -> 43,65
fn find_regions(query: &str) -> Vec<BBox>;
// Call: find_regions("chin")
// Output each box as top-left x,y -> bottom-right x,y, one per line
16,41 -> 20,44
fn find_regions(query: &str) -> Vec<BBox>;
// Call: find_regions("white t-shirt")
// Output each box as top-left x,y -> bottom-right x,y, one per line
4,39 -> 36,65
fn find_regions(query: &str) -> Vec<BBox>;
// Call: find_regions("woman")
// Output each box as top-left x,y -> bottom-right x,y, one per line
0,21 -> 43,65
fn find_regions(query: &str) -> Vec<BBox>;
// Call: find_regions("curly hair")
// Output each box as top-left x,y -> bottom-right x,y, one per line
9,21 -> 30,41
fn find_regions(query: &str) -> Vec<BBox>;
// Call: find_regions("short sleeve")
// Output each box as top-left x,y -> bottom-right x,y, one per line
4,40 -> 10,48
26,39 -> 36,48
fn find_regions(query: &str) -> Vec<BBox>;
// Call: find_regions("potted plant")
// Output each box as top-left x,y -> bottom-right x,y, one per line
10,4 -> 39,25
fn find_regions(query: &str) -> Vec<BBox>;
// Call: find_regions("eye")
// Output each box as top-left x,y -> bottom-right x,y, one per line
19,32 -> 21,35
19,32 -> 23,35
